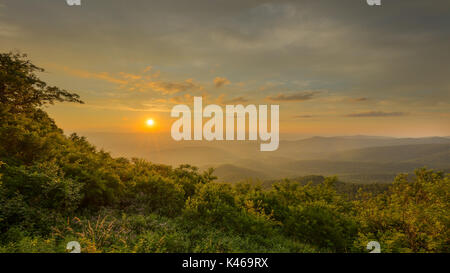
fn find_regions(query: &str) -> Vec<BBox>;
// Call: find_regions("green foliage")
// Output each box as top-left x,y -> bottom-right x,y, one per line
247,178 -> 358,251
354,168 -> 449,252
0,52 -> 82,112
0,161 -> 82,236
284,203 -> 357,251
129,174 -> 185,217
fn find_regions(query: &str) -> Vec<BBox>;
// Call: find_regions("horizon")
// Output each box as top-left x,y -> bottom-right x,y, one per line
70,130 -> 450,140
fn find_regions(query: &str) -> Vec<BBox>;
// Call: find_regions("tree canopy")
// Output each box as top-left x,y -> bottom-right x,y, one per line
0,52 -> 83,112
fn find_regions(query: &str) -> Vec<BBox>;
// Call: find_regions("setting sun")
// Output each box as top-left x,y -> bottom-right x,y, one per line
146,119 -> 155,127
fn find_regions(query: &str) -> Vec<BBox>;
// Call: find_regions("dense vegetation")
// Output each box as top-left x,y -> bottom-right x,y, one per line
0,52 -> 448,253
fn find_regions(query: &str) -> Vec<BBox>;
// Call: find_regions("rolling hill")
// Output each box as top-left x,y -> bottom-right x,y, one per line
80,133 -> 450,183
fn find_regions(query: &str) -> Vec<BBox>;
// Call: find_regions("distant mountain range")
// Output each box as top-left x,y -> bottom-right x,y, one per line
80,133 -> 450,184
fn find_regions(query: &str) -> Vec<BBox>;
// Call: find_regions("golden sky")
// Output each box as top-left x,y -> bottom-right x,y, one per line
1,0 -> 449,138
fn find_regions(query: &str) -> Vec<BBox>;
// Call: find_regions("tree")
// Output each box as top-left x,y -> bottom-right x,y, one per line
0,52 -> 83,112
354,168 -> 449,252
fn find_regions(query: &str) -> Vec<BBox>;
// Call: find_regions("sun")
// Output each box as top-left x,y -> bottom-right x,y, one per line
146,119 -> 155,127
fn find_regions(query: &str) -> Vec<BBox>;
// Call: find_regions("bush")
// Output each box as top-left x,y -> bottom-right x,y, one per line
128,174 -> 185,217
284,202 -> 357,251
354,168 -> 450,252
0,162 -> 82,236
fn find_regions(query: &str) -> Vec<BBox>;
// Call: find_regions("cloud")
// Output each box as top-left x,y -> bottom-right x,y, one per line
0,23 -> 21,37
169,94 -> 195,104
61,66 -> 203,95
214,77 -> 231,88
224,96 -> 248,104
266,91 -> 319,102
133,78 -> 203,94
350,97 -> 368,102
216,94 -> 249,105
62,67 -> 129,85
345,111 -> 407,117
293,114 -> 315,118
119,72 -> 142,81
5,0 -> 449,130
69,102 -> 170,113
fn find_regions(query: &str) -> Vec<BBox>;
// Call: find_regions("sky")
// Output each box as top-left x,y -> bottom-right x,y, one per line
1,0 -> 449,138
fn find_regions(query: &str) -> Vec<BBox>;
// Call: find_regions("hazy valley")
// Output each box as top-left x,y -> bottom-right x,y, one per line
80,133 -> 450,184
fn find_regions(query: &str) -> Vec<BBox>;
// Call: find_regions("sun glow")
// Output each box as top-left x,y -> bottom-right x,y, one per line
146,119 -> 155,127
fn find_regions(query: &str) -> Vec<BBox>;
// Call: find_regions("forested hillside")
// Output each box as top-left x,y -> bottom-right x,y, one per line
0,52 -> 449,253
